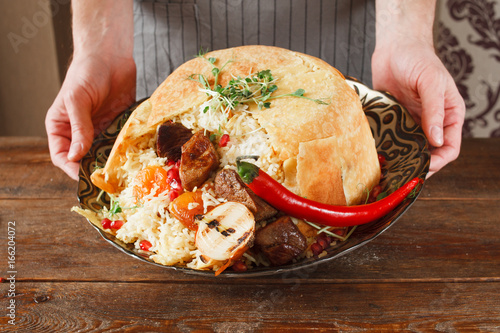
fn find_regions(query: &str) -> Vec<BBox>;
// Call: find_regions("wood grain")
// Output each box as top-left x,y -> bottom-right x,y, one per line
0,137 -> 75,200
422,138 -> 500,199
2,137 -> 500,200
0,281 -> 498,332
1,137 -> 499,331
1,194 -> 498,282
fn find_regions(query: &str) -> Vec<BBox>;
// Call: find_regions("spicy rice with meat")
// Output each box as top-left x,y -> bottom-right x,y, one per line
73,45 -> 381,274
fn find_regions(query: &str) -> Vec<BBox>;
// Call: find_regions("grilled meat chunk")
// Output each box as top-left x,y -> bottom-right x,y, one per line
214,169 -> 277,222
180,131 -> 219,191
255,216 -> 307,266
156,121 -> 194,160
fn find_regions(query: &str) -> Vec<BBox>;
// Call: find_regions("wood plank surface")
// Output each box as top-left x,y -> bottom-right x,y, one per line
0,137 -> 75,200
2,137 -> 500,200
1,137 -> 499,331
1,198 -> 499,282
1,281 -> 499,332
421,138 -> 500,200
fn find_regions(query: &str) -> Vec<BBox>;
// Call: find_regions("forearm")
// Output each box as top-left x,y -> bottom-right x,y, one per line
375,0 -> 436,48
72,0 -> 134,58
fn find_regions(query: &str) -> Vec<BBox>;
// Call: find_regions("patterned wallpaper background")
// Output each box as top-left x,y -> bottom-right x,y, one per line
436,0 -> 500,137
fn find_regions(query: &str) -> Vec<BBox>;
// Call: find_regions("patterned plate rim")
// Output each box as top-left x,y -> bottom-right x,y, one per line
77,77 -> 430,277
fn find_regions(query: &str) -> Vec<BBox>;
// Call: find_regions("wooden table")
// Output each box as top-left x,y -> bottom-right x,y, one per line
1,137 -> 499,332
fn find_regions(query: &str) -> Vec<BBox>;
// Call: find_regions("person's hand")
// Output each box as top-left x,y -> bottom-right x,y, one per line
45,0 -> 135,180
373,0 -> 465,177
45,54 -> 136,180
372,38 -> 465,177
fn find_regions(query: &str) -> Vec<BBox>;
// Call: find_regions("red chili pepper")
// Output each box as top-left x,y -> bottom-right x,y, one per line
236,161 -> 422,227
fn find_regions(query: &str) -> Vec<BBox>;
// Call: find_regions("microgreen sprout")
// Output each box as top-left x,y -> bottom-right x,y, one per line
110,198 -> 122,215
408,180 -> 423,199
376,191 -> 389,201
268,88 -> 329,105
105,194 -> 139,216
304,220 -> 357,242
188,55 -> 329,117
92,153 -> 105,172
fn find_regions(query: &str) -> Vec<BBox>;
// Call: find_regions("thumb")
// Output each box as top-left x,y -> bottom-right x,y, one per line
419,72 -> 445,148
66,93 -> 95,162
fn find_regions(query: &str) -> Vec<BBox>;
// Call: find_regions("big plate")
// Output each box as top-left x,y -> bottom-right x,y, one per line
77,78 -> 430,277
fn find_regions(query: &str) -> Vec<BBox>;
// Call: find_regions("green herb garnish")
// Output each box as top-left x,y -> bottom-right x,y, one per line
107,195 -> 138,216
189,55 -> 329,115
408,181 -> 423,199
92,153 -> 105,172
110,198 -> 122,215
376,191 -> 389,201
304,220 -> 357,242
270,88 -> 329,105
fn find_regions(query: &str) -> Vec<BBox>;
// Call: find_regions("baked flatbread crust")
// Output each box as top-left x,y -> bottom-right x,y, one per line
91,99 -> 155,194
92,46 -> 379,206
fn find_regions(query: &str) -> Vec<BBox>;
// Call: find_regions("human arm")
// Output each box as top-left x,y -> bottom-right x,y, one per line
372,0 -> 465,177
45,0 -> 135,180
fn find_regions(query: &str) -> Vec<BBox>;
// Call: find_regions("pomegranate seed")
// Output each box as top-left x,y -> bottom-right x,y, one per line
311,243 -> 323,256
317,238 -> 329,250
110,220 -> 124,230
170,178 -> 182,191
167,160 -> 175,166
332,228 -> 346,236
101,218 -> 112,229
175,160 -> 181,168
378,154 -> 386,166
169,190 -> 180,201
139,240 -> 152,251
316,234 -> 331,249
219,134 -> 230,147
232,260 -> 247,272
167,168 -> 179,180
369,185 -> 383,203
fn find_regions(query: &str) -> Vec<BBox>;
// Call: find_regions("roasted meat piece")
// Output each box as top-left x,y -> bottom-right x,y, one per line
156,121 -> 193,160
255,216 -> 307,266
214,169 -> 277,222
180,131 -> 219,191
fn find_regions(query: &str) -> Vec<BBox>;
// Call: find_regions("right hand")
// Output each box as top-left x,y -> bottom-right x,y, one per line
45,53 -> 136,180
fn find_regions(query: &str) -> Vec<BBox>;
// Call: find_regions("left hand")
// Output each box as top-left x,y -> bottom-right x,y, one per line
371,37 -> 465,177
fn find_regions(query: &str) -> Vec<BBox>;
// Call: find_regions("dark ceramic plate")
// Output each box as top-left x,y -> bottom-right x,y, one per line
77,78 -> 430,277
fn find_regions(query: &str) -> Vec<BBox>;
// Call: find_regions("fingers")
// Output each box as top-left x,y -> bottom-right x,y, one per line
45,55 -> 136,180
428,139 -> 459,178
416,64 -> 466,177
52,142 -> 81,181
418,69 -> 446,148
45,103 -> 81,180
426,86 -> 465,177
65,89 -> 95,162
45,81 -> 95,180
371,43 -> 465,177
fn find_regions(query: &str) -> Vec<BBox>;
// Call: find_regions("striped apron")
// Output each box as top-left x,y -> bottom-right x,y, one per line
134,0 -> 376,99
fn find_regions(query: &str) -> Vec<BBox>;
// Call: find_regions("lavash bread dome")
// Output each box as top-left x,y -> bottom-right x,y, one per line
91,45 -> 380,207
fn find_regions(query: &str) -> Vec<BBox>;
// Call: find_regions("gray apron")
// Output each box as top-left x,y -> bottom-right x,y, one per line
134,0 -> 376,99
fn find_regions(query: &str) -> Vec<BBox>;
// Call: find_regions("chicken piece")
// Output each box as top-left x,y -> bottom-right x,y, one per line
254,216 -> 307,266
156,121 -> 194,160
180,131 -> 219,191
214,169 -> 277,222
